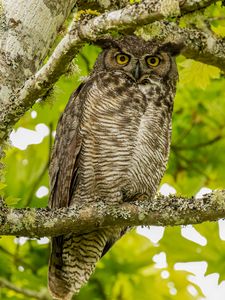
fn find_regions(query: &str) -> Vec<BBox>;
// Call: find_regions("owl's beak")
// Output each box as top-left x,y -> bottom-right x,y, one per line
133,61 -> 141,81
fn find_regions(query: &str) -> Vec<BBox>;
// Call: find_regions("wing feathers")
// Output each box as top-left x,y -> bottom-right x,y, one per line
49,83 -> 85,209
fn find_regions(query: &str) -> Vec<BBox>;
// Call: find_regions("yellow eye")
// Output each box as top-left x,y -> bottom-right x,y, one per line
146,56 -> 160,67
115,53 -> 130,65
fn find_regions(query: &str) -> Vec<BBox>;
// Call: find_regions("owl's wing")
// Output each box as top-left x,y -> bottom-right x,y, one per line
49,83 -> 85,209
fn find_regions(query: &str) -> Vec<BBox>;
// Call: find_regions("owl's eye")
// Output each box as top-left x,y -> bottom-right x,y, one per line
115,53 -> 130,65
146,56 -> 161,67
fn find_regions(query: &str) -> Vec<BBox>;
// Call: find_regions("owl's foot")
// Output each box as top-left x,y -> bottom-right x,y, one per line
122,191 -> 149,202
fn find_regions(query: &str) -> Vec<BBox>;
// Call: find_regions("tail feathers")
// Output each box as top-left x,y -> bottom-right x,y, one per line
48,230 -> 121,299
48,236 -> 73,300
48,274 -> 73,300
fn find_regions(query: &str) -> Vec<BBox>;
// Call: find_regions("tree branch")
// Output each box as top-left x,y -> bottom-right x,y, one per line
171,134 -> 222,150
140,20 -> 225,70
0,0 -> 77,115
0,190 -> 225,238
0,277 -> 50,300
0,0 -> 222,143
0,245 -> 37,273
76,0 -> 218,12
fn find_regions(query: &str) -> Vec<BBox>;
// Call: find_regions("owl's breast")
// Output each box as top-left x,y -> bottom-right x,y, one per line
77,72 -> 173,202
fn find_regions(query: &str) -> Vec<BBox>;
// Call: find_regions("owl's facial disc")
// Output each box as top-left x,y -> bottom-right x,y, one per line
101,47 -> 174,83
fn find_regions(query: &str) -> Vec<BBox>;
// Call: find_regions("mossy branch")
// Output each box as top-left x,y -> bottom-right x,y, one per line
0,190 -> 225,238
77,0 -> 218,12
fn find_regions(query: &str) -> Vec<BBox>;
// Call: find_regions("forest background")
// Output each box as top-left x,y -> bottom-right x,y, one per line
1,1 -> 225,299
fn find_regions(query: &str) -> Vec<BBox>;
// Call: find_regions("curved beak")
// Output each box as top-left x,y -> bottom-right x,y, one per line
133,61 -> 141,81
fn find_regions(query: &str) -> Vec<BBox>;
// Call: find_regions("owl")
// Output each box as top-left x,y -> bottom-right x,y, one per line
48,35 -> 180,300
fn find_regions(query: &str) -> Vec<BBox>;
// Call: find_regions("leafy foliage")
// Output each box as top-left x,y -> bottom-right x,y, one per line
1,2 -> 225,300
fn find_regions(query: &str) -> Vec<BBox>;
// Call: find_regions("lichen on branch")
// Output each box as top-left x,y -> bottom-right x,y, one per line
1,191 -> 225,238
136,21 -> 225,71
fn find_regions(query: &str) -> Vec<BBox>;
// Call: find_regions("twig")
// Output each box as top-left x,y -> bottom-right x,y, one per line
172,149 -> 211,180
0,245 -> 37,273
0,277 -> 50,300
172,122 -> 196,145
172,135 -> 222,150
79,52 -> 92,73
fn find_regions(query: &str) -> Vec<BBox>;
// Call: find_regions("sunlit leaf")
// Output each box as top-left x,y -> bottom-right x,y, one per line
179,60 -> 220,89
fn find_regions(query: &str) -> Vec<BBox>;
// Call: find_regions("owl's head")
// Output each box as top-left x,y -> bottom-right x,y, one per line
94,35 -> 181,84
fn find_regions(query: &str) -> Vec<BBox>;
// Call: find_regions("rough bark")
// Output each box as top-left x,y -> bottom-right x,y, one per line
0,190 -> 224,238
0,0 -> 77,141
0,0 -> 76,100
137,21 -> 225,70
76,0 -> 218,12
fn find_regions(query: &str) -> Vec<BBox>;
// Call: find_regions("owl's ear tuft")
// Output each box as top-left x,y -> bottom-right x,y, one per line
94,37 -> 119,49
159,40 -> 184,56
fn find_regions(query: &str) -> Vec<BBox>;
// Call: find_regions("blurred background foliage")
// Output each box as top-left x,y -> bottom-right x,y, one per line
1,2 -> 225,299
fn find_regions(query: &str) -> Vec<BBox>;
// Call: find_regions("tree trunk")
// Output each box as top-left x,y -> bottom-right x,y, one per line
0,0 -> 76,141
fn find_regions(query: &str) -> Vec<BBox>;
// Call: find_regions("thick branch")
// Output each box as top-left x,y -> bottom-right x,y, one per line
139,21 -> 225,70
76,0 -> 218,12
0,191 -> 225,238
0,0 -> 77,170
0,0 -> 221,142
0,0 -> 77,106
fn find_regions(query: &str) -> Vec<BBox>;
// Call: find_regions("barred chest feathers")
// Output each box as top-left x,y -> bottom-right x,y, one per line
75,72 -> 174,203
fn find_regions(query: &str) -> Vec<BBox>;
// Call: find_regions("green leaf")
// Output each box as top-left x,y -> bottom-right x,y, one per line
211,24 -> 225,37
179,60 -> 221,89
5,196 -> 21,206
0,182 -> 6,190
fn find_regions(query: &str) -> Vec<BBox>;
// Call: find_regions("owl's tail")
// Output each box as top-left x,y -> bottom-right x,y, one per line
48,229 -> 121,300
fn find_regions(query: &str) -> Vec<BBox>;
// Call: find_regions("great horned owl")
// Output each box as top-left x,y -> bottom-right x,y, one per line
48,35 -> 180,300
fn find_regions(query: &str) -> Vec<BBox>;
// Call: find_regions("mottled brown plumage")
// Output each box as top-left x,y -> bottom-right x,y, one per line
48,35 -> 179,300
